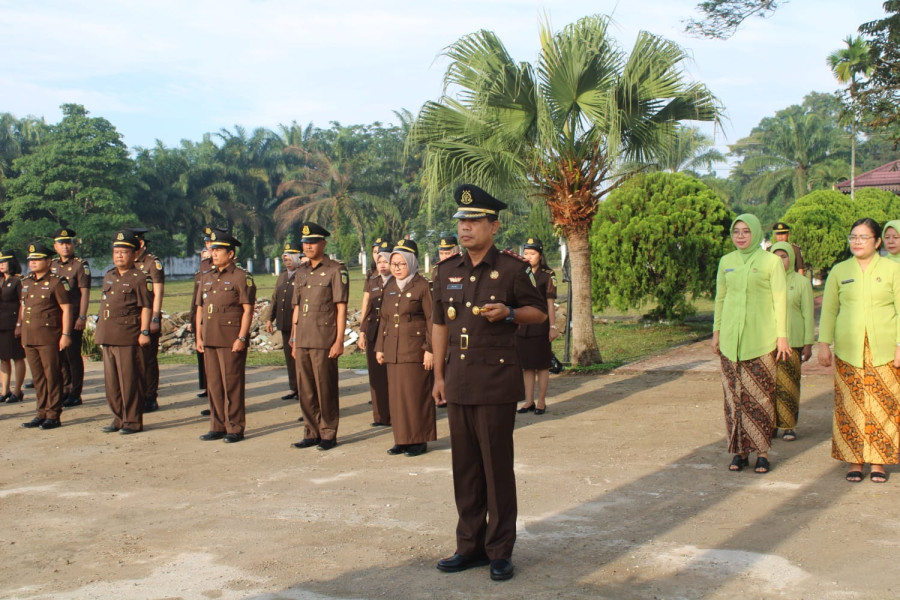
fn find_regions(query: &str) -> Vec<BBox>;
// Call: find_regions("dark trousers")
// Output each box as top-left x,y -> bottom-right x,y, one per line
140,331 -> 160,401
102,345 -> 144,430
203,345 -> 247,435
295,347 -> 339,441
26,345 -> 63,420
281,331 -> 297,394
59,328 -> 84,399
447,402 -> 518,560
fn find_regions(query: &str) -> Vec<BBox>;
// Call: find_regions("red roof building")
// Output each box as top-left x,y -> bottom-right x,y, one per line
836,159 -> 900,194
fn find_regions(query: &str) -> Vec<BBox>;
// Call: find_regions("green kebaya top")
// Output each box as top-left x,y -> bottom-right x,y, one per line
714,214 -> 788,362
818,253 -> 900,368
770,242 -> 815,348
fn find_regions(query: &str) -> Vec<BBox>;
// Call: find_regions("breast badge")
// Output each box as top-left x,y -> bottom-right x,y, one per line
447,306 -> 457,320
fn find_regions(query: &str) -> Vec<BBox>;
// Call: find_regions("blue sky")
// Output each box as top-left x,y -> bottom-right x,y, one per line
0,0 -> 888,171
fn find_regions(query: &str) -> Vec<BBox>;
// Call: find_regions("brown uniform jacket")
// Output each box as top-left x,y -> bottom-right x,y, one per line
264,269 -> 298,332
95,267 -> 153,346
432,246 -> 546,405
517,267 -> 557,338
20,272 -> 71,346
292,256 -> 349,349
360,273 -> 392,345
196,263 -> 256,348
375,273 -> 432,363
134,250 -> 165,304
51,256 -> 91,326
0,275 -> 22,331
190,258 -> 214,329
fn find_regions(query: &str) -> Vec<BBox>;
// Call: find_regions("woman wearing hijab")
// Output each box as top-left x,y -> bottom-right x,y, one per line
818,218 -> 900,483
712,214 -> 790,474
376,239 -> 435,457
516,237 -> 558,415
0,251 -> 25,404
882,220 -> 900,263
770,242 -> 815,441
358,240 -> 392,426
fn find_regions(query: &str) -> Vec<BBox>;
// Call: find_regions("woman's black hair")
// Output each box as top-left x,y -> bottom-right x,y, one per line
851,217 -> 882,239
2,256 -> 22,276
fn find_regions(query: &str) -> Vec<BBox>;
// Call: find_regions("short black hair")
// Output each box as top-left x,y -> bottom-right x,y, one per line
851,217 -> 882,239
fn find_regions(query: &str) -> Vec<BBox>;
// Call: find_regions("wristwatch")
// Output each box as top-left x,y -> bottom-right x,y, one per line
151,316 -> 160,324
140,329 -> 151,336
238,336 -> 248,343
78,315 -> 87,321
503,306 -> 515,323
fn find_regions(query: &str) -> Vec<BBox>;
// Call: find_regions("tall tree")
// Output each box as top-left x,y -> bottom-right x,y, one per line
857,1 -> 900,144
410,15 -> 721,365
685,0 -> 784,39
828,36 -> 874,199
654,126 -> 726,174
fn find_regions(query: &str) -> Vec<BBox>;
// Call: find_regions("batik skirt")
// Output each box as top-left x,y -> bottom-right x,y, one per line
774,348 -> 802,429
720,351 -> 776,454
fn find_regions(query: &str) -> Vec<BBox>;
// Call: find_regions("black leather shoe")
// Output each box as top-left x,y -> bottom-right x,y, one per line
200,409 -> 211,416
436,553 -> 490,573
371,422 -> 390,427
5,392 -> 22,403
62,396 -> 82,407
200,431 -> 225,441
101,424 -> 119,433
292,437 -> 320,449
22,417 -> 44,428
197,390 -> 207,397
517,404 -> 535,414
223,433 -> 244,443
119,428 -> 140,435
144,400 -> 159,412
24,381 -> 34,389
0,392 -> 9,402
490,559 -> 514,581
281,392 -> 298,400
387,445 -> 406,455
404,443 -> 427,457
297,416 -> 304,422
317,438 -> 337,451
39,419 -> 61,430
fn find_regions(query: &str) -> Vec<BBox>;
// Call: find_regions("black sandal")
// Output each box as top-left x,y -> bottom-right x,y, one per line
871,471 -> 888,483
729,455 -> 749,471
846,470 -> 863,482
782,429 -> 796,441
755,457 -> 771,474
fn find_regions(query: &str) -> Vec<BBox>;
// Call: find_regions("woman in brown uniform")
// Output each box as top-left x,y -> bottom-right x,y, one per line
358,240 -> 392,426
376,239 -> 435,457
0,251 -> 25,404
515,238 -> 558,415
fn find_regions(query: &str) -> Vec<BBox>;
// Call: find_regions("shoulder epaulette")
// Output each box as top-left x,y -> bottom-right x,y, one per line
501,249 -> 529,263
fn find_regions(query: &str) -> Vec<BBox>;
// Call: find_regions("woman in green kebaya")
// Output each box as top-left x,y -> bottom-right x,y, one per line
770,242 -> 815,441
818,218 -> 900,483
882,220 -> 900,263
712,214 -> 790,474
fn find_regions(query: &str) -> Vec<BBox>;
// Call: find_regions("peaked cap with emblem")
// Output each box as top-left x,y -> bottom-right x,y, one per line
209,230 -> 241,249
52,227 -> 76,241
300,222 -> 330,243
129,227 -> 150,240
393,239 -> 418,257
772,222 -> 791,233
438,235 -> 458,249
372,237 -> 385,248
377,240 -> 391,252
26,242 -> 53,260
452,184 -> 507,220
282,242 -> 303,254
112,229 -> 140,248
0,249 -> 15,262
523,237 -> 543,253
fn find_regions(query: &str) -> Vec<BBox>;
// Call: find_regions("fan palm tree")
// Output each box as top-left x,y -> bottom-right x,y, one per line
828,36 -> 874,199
409,15 -> 721,365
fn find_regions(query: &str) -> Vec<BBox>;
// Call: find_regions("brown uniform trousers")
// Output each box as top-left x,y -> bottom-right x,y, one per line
431,246 -> 547,560
95,267 -> 153,430
264,269 -> 298,395
196,263 -> 256,435
376,274 -> 435,444
51,256 -> 91,400
134,251 -> 164,402
21,273 -> 71,421
292,256 -> 348,441
360,272 -> 391,424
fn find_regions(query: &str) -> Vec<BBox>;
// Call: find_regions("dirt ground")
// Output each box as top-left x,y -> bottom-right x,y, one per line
2,341 -> 899,600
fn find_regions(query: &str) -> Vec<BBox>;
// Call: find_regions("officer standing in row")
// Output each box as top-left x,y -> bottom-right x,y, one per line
772,222 -> 805,275
265,243 -> 304,401
50,227 -> 91,408
290,223 -> 348,451
95,230 -> 153,435
190,227 -> 216,410
195,231 -> 256,443
131,228 -> 165,412
19,242 -> 73,430
437,234 -> 460,262
359,239 -> 392,426
432,184 -> 547,581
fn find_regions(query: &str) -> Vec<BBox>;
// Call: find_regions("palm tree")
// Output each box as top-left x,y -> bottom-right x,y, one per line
409,15 -> 721,365
656,126 -> 726,174
828,36 -> 874,199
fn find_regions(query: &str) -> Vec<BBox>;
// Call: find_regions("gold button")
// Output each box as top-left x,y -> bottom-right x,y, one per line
469,276 -> 476,282
449,297 -> 454,302
460,354 -> 466,360
490,295 -> 496,300
499,358 -> 504,363
465,302 -> 471,307
394,324 -> 398,328
461,327 -> 467,333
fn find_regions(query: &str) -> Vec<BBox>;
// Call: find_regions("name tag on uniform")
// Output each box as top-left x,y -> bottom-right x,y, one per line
388,291 -> 397,295
841,279 -> 855,284
724,268 -> 734,273
447,284 -> 463,289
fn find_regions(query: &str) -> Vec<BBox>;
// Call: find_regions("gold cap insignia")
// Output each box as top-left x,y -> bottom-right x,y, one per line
116,232 -> 124,241
461,189 -> 473,205
527,238 -> 534,244
302,225 -> 310,235
284,243 -> 290,250
211,232 -> 218,241
29,245 -> 35,252
61,230 -> 69,236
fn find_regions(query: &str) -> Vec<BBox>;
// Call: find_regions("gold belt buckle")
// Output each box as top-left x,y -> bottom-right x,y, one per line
303,304 -> 309,314
393,314 -> 400,324
103,310 -> 110,319
207,304 -> 214,314
460,334 -> 469,350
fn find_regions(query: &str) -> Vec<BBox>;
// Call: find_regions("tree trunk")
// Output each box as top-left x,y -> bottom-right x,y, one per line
564,224 -> 602,365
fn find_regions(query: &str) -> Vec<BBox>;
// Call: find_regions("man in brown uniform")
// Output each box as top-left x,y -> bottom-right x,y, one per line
131,228 -> 165,412
50,228 -> 91,408
772,222 -> 805,275
95,230 -> 153,434
432,185 -> 547,581
437,234 -> 459,262
195,231 -> 256,443
265,243 -> 304,401
290,223 -> 349,451
19,242 -> 73,430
